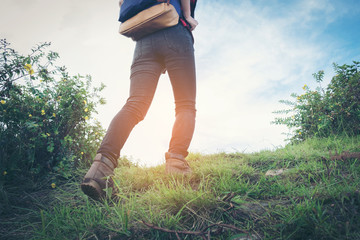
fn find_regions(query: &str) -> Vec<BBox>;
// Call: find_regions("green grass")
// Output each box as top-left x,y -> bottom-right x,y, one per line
1,135 -> 360,239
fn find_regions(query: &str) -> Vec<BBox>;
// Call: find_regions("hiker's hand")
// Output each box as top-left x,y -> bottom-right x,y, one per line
119,0 -> 124,7
186,16 -> 198,31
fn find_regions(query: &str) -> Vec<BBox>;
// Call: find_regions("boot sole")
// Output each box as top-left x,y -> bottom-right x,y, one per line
81,180 -> 103,201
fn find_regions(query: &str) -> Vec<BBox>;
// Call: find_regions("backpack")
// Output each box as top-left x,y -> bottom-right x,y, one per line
118,0 -> 181,23
119,1 -> 179,41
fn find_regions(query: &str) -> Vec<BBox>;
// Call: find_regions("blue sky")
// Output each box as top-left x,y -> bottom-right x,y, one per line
1,0 -> 359,166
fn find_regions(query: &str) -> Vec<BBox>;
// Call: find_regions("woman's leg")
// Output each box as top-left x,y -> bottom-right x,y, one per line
97,40 -> 164,162
81,38 -> 164,200
163,24 -> 196,158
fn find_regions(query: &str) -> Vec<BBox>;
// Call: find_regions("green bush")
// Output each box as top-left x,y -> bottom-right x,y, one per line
0,39 -> 105,181
273,61 -> 360,142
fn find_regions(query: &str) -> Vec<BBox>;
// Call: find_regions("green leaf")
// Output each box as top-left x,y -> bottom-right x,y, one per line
47,143 -> 54,153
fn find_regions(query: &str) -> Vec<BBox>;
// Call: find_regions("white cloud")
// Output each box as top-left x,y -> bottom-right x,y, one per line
189,0 -> 346,156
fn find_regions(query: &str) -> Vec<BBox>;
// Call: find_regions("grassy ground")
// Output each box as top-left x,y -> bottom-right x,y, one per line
1,136 -> 360,239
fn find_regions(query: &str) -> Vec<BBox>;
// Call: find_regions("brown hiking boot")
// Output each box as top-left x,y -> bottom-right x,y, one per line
81,153 -> 117,201
165,152 -> 192,175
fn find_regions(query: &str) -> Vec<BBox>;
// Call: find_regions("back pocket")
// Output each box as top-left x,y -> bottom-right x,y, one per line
165,25 -> 193,53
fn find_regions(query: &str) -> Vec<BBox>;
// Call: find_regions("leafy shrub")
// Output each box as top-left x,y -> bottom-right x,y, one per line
0,39 -> 105,181
273,61 -> 360,142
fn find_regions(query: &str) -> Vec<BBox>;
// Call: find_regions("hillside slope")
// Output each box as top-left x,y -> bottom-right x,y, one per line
2,136 -> 360,240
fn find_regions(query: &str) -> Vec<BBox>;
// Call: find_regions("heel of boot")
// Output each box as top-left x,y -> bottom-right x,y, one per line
81,179 -> 103,201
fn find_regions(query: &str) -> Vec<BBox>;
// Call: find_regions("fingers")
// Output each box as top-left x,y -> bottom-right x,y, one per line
190,19 -> 198,31
185,17 -> 198,31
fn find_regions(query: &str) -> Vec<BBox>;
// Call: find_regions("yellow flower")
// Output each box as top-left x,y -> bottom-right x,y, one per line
24,64 -> 34,75
81,152 -> 84,155
41,110 -> 45,115
84,116 -> 89,120
95,132 -> 98,135
40,79 -> 43,83
83,100 -> 87,105
53,113 -> 56,117
24,63 -> 32,70
84,108 -> 88,112
302,84 -> 307,90
299,132 -> 302,135
46,133 -> 50,137
1,100 -> 5,104
29,114 -> 32,117
51,183 -> 56,188
3,171 -> 7,176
